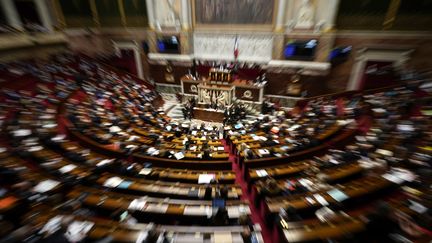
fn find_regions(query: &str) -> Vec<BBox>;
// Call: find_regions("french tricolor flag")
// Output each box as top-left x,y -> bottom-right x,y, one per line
234,36 -> 239,60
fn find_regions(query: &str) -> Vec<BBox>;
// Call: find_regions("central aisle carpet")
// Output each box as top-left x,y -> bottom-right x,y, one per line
222,139 -> 274,243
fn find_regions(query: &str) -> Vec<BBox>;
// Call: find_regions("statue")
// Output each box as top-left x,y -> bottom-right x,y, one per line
217,91 -> 227,107
295,0 -> 315,29
201,89 -> 211,104
156,0 -> 180,28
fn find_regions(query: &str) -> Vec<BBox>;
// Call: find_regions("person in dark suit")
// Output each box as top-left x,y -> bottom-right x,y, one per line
219,186 -> 229,199
38,217 -> 73,243
212,207 -> 229,226
363,202 -> 398,242
204,185 -> 213,200
0,166 -> 21,185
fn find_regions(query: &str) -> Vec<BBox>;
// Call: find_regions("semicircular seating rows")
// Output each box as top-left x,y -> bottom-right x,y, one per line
0,53 -> 431,243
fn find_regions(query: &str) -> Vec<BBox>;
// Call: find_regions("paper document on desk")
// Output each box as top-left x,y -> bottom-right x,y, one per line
305,197 -> 316,205
258,149 -> 270,156
150,149 -> 159,156
159,185 -> 179,194
147,147 -> 157,154
139,168 -> 152,175
13,129 -> 32,137
408,200 -> 428,214
96,159 -> 114,167
287,124 -> 300,131
109,126 -> 122,133
103,177 -> 124,188
127,135 -> 139,141
59,164 -> 77,174
128,199 -> 147,211
327,188 -> 349,202
372,108 -> 386,113
65,220 -> 94,242
256,169 -> 268,177
135,231 -> 149,243
173,234 -> 204,243
227,205 -> 249,218
382,173 -> 404,184
315,206 -> 336,223
376,149 -> 393,157
337,119 -> 354,126
117,180 -> 133,189
392,168 -> 417,182
39,215 -> 63,235
145,203 -> 168,213
174,152 -> 185,160
198,174 -> 215,184
183,205 -> 210,215
280,146 -> 290,151
28,146 -> 44,152
33,179 -> 60,193
214,232 -> 233,243
42,123 -> 57,128
313,194 -> 329,206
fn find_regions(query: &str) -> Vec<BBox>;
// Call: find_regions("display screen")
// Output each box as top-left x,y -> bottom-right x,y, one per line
284,40 -> 318,60
157,36 -> 180,54
329,46 -> 352,64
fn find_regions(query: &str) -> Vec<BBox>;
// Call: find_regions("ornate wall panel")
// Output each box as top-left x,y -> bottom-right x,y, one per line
194,0 -> 274,25
59,0 -> 94,27
123,0 -> 148,27
96,0 -> 122,27
193,33 -> 273,62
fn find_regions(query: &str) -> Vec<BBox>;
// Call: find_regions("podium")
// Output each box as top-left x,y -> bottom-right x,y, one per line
181,77 -> 265,105
181,68 -> 266,118
197,82 -> 235,107
209,68 -> 232,82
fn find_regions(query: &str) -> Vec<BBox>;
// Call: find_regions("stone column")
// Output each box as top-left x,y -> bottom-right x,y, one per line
284,0 -> 296,32
2,0 -> 23,31
145,0 -> 156,29
272,34 -> 285,60
133,45 -> 144,79
180,0 -> 191,30
180,31 -> 191,54
324,0 -> 340,31
34,0 -> 54,32
274,0 -> 287,32
147,31 -> 158,53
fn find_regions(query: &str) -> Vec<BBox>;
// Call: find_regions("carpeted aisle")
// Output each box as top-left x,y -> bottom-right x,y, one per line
222,139 -> 274,243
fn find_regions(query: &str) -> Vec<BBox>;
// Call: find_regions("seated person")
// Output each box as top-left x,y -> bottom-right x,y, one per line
212,207 -> 229,226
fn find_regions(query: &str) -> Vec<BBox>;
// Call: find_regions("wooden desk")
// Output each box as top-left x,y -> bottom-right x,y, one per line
280,214 -> 365,242
242,128 -> 357,169
192,108 -> 225,123
68,187 -> 251,225
30,210 -> 262,243
266,175 -> 396,214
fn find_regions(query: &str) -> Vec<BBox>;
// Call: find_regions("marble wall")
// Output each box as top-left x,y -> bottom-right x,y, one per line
193,33 -> 274,62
